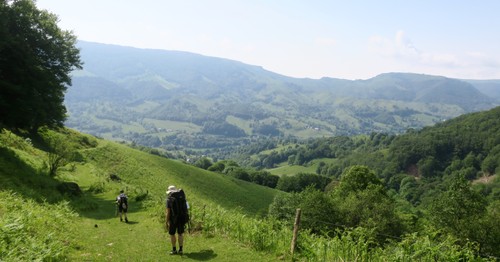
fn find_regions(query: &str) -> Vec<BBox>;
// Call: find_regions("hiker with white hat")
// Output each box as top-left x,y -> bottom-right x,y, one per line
165,185 -> 189,255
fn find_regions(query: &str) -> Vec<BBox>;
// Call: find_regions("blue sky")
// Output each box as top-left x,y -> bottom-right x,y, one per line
36,0 -> 500,80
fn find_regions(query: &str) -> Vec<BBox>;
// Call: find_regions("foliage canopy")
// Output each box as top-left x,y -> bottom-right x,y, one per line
0,0 -> 82,130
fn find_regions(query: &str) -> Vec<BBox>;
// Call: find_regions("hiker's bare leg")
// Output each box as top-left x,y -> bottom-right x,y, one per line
178,234 -> 183,246
170,234 -> 176,247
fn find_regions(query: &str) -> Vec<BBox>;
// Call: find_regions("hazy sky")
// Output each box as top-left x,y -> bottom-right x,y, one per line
36,0 -> 500,80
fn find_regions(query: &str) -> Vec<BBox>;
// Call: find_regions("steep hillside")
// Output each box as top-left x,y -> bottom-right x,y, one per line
0,128 -> 279,260
0,128 -> 277,214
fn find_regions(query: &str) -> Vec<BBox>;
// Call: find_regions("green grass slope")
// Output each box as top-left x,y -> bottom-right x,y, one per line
79,139 -> 277,215
0,128 -> 279,261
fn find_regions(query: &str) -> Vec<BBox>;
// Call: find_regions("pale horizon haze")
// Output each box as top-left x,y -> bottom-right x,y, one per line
36,0 -> 500,80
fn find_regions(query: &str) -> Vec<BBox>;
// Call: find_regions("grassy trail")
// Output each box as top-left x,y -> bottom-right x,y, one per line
69,192 -> 278,261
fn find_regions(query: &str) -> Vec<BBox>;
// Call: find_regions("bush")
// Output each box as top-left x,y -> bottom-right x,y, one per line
72,197 -> 99,211
87,181 -> 106,194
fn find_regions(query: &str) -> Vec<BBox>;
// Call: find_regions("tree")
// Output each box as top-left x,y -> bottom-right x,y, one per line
399,176 -> 421,204
207,161 -> 225,172
476,200 -> 500,257
227,167 -> 251,181
268,192 -> 302,222
299,187 -> 340,235
429,174 -> 487,241
336,165 -> 382,195
248,171 -> 276,188
40,127 -> 75,177
263,173 -> 279,188
194,157 -> 212,170
276,173 -> 331,193
0,0 -> 82,131
481,155 -> 498,175
268,188 -> 339,235
333,165 -> 404,241
417,156 -> 437,177
334,184 -> 404,240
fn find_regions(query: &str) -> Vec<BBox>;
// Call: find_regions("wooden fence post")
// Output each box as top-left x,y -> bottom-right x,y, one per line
290,208 -> 301,256
202,204 -> 206,224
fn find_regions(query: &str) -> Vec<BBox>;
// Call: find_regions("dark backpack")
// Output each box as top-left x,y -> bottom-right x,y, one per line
169,189 -> 189,224
118,195 -> 128,209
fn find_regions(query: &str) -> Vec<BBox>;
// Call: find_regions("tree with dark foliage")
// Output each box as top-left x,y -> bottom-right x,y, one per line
0,0 -> 82,131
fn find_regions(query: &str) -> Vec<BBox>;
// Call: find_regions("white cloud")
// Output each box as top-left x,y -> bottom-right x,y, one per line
394,30 -> 420,57
367,30 -> 500,78
369,30 -> 420,59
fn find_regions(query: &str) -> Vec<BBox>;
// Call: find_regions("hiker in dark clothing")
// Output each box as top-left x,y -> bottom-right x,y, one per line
116,190 -> 128,223
166,185 -> 189,255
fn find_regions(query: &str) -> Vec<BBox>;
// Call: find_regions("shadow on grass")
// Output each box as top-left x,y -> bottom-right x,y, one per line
184,249 -> 218,261
0,147 -> 143,220
74,195 -> 121,219
0,147 -> 60,203
71,193 -> 146,220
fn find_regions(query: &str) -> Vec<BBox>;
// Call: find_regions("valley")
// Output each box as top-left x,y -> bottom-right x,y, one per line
65,41 -> 500,162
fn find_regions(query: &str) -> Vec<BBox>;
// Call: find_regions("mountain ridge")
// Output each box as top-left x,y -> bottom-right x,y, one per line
65,41 -> 500,157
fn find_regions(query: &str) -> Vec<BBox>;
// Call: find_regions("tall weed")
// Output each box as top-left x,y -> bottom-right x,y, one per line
0,191 -> 77,261
195,203 -> 487,261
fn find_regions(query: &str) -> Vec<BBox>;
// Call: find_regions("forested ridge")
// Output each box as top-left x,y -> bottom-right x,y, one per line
231,106 -> 500,198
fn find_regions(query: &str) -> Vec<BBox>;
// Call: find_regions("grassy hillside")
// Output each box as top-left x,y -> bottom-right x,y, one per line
0,128 -> 279,261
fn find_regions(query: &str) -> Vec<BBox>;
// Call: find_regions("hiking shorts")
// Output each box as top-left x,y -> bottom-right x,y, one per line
169,222 -> 185,235
118,205 -> 127,213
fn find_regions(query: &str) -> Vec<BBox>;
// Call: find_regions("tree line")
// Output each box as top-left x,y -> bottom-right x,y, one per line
269,165 -> 500,258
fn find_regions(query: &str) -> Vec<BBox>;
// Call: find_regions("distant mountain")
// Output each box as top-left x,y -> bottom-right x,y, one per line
65,41 -> 500,156
463,79 -> 500,100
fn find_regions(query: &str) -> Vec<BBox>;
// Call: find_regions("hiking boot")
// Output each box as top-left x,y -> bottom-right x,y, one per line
178,250 -> 183,255
169,250 -> 177,255
120,218 -> 123,222
125,218 -> 128,223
